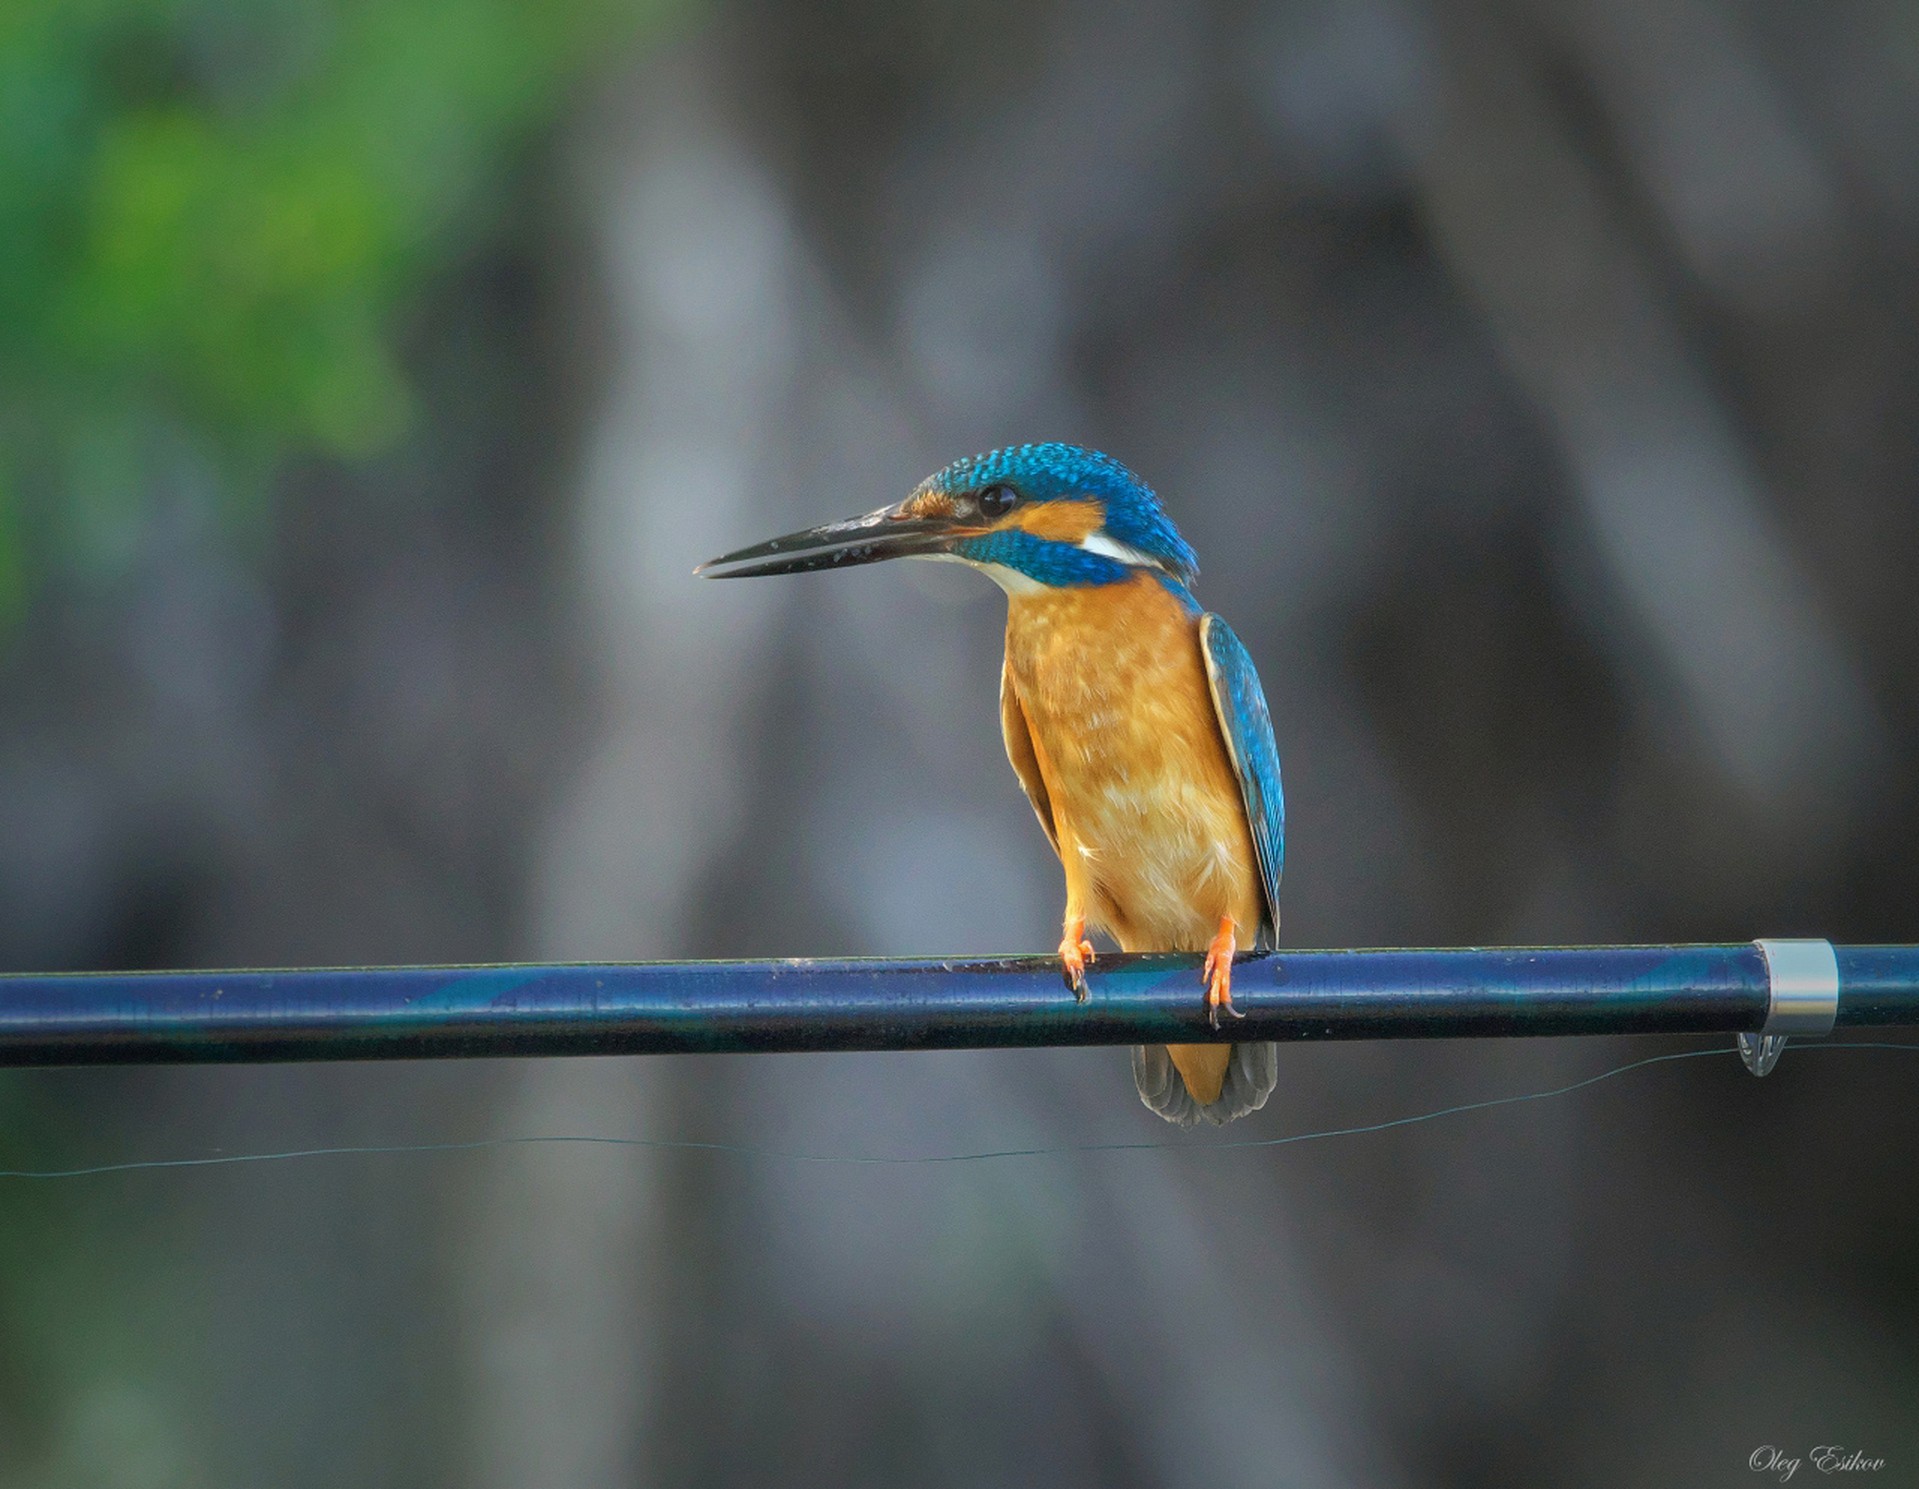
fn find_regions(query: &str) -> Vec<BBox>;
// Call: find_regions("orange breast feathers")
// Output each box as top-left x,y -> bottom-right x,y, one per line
1002,574 -> 1263,955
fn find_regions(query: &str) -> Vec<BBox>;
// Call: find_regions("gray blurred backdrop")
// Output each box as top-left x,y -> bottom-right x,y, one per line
2,1 -> 1917,1486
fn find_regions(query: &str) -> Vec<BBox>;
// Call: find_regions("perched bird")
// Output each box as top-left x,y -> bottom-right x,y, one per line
699,443 -> 1283,1126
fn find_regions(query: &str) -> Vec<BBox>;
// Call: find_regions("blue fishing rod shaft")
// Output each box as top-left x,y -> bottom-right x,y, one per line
0,944 -> 1911,1067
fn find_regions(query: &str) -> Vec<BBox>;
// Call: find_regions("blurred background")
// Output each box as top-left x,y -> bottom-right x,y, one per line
2,0 -> 1917,1484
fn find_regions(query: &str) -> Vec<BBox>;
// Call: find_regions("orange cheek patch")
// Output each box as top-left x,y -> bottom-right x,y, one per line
1009,498 -> 1104,544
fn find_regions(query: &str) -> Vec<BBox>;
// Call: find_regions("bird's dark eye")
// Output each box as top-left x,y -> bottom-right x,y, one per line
976,484 -> 1018,519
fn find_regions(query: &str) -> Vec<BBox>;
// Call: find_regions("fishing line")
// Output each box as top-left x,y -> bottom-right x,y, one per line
1,1041 -> 1913,1180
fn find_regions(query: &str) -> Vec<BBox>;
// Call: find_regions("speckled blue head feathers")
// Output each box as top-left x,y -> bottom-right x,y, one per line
921,443 -> 1200,588
697,442 -> 1200,593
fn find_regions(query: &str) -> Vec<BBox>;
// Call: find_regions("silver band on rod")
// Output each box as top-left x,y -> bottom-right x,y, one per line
1739,938 -> 1839,1075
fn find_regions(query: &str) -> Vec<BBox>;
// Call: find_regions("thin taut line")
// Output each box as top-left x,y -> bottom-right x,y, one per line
3,1041 -> 1912,1181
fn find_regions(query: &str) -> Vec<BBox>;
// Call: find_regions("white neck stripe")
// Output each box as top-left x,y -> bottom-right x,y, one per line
1077,531 -> 1163,570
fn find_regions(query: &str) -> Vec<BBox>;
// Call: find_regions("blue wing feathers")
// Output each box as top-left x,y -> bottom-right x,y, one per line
1199,614 -> 1284,947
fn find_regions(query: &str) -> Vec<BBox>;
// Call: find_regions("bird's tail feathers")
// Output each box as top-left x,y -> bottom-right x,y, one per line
1131,1041 -> 1278,1127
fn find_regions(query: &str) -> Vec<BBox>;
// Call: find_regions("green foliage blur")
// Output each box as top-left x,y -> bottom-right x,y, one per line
0,0 -> 673,620
0,3 -> 677,1480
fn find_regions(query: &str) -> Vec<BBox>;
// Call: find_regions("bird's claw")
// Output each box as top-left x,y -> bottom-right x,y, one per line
1205,998 -> 1247,1033
1203,918 -> 1244,1031
1060,922 -> 1095,1002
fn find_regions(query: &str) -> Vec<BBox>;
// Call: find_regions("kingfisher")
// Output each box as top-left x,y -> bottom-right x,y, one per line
698,444 -> 1283,1126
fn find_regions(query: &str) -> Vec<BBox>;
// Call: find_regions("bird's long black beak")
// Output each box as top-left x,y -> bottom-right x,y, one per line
695,503 -> 960,579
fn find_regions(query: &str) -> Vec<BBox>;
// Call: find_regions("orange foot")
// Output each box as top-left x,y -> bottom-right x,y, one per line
1059,917 -> 1096,1002
1203,916 -> 1245,1031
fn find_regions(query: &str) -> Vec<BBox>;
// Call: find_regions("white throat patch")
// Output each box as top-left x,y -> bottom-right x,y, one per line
920,551 -> 1048,595
974,561 -> 1049,596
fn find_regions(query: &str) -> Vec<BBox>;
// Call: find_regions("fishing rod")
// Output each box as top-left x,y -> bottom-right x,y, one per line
0,940 -> 1901,1077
